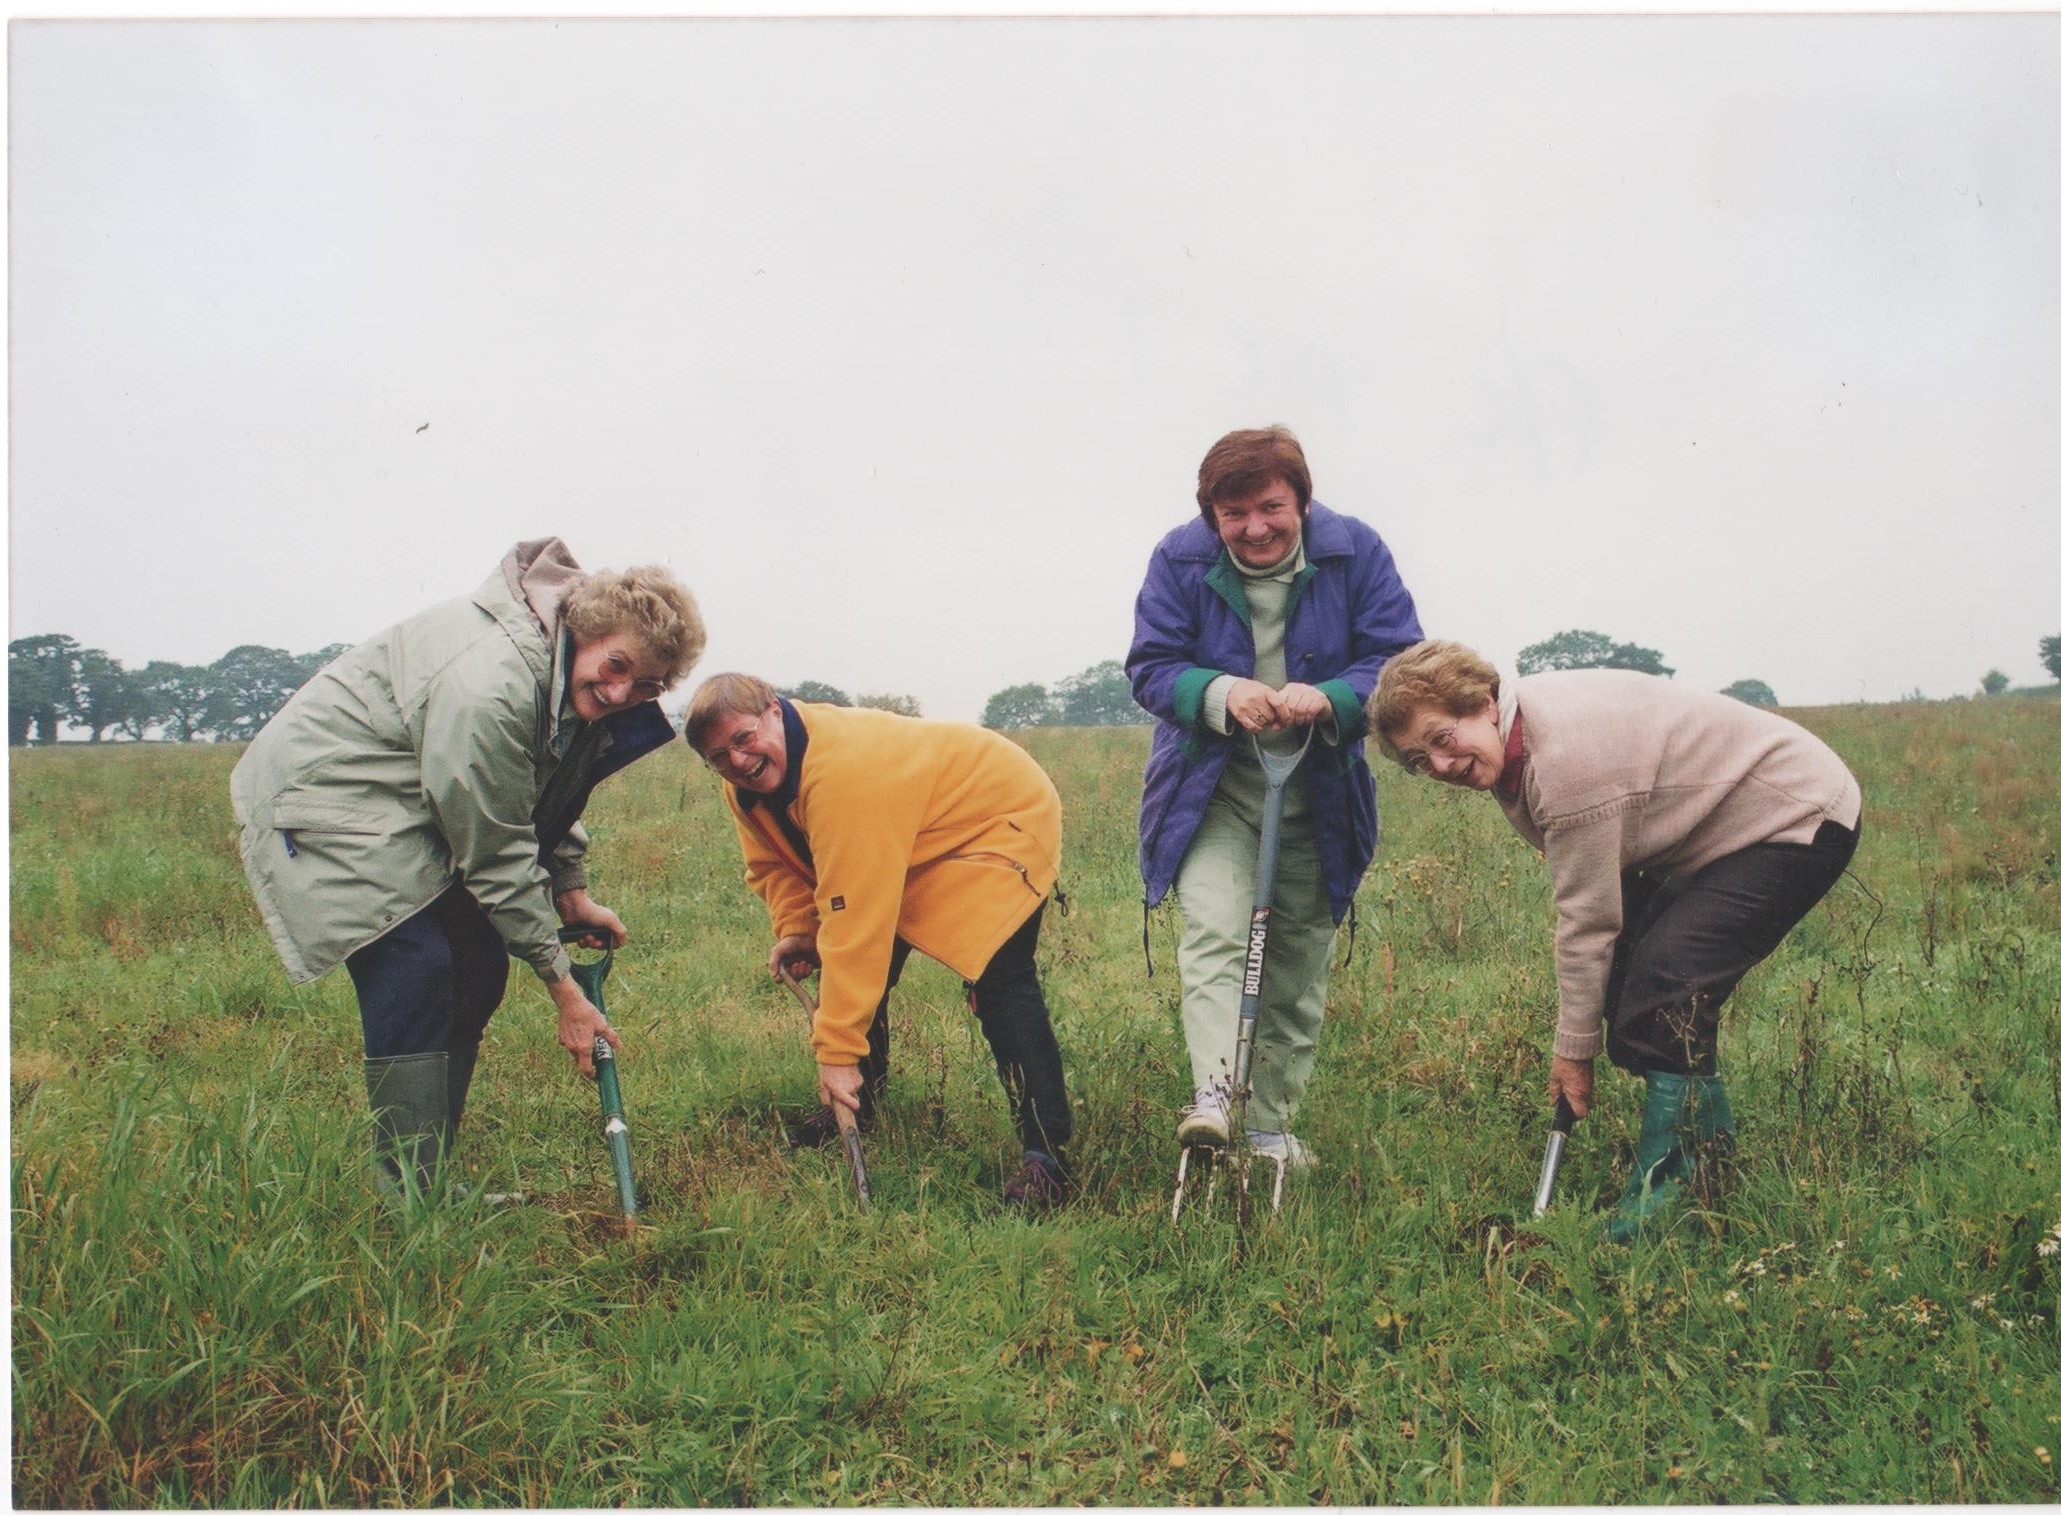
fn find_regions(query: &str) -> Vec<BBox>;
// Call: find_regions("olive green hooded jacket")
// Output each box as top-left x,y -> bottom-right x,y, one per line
231,539 -> 609,987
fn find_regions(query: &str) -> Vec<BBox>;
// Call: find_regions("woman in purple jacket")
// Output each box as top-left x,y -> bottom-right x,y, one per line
1126,427 -> 1423,1173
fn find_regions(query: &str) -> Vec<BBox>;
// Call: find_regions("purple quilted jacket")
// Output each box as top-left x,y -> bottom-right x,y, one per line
1125,502 -> 1423,923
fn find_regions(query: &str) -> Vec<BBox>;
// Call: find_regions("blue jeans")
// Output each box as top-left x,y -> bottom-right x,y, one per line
344,885 -> 510,1058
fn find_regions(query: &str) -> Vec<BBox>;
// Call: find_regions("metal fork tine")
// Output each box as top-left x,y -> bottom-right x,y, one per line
1172,1141 -> 1236,1223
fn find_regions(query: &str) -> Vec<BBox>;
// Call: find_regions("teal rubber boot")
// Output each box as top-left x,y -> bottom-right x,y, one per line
364,1052 -> 451,1204
1606,1071 -> 1734,1244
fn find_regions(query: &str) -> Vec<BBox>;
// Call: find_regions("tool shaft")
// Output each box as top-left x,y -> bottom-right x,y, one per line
836,1107 -> 873,1211
594,1040 -> 639,1219
1530,1097 -> 1578,1217
1231,740 -> 1302,1079
1531,1131 -> 1567,1217
558,929 -> 637,1224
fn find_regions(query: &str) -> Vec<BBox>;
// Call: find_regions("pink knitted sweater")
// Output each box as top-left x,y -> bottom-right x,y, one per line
1492,670 -> 1860,1059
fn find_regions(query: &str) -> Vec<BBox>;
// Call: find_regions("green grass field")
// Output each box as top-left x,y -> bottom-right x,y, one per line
11,700 -> 2061,1505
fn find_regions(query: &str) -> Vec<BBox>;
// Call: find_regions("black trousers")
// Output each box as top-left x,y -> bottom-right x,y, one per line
1602,819 -> 1860,1076
344,885 -> 510,1059
855,904 -> 1072,1157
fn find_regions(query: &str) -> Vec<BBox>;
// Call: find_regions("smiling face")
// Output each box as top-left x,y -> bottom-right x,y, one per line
697,702 -> 787,794
567,632 -> 668,723
1212,476 -> 1307,572
1395,700 -> 1506,790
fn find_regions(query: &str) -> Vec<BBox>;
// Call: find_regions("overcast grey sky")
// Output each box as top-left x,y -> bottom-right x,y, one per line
9,13 -> 2059,722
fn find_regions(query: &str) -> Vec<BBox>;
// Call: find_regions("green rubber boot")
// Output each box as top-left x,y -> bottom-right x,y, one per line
1606,1071 -> 1734,1244
364,1052 -> 451,1204
447,1039 -> 481,1144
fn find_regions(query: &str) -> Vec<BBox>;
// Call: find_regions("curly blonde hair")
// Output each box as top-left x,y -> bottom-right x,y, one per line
1371,640 -> 1500,765
561,566 -> 706,688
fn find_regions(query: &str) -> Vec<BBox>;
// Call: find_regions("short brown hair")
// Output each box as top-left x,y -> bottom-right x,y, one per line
683,672 -> 778,754
1195,426 -> 1313,526
562,566 -> 707,688
1371,641 -> 1500,765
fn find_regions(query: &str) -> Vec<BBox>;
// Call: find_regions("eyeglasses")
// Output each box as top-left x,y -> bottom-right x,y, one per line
701,708 -> 771,770
600,652 -> 665,703
1400,722 -> 1459,777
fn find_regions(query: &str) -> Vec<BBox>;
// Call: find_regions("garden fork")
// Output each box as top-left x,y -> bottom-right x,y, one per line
1171,725 -> 1314,1225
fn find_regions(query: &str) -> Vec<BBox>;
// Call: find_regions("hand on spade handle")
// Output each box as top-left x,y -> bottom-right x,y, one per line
818,1061 -> 865,1117
551,918 -> 623,1078
1546,1054 -> 1593,1119
768,934 -> 820,984
548,974 -> 618,1079
554,888 -> 628,950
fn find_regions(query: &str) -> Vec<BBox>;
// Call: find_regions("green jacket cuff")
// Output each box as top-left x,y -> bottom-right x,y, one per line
1316,678 -> 1365,741
1172,667 -> 1225,731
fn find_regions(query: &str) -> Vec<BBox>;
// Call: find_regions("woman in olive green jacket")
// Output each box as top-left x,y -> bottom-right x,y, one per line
231,538 -> 704,1196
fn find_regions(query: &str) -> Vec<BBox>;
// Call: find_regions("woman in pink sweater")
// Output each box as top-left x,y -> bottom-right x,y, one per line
1371,641 -> 1861,1242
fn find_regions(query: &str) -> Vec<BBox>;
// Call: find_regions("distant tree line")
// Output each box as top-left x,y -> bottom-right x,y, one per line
980,640 -> 1781,732
1517,628 -> 1674,679
1719,679 -> 1779,708
24,623 -> 2049,748
777,682 -> 922,717
1522,627 -> 1787,707
8,633 -> 348,745
982,660 -> 1147,730
1904,632 -> 2061,702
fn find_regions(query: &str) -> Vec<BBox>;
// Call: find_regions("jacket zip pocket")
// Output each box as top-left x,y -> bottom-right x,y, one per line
965,850 -> 1045,899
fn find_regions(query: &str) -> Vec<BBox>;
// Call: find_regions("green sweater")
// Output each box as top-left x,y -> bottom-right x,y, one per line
1199,545 -> 1314,824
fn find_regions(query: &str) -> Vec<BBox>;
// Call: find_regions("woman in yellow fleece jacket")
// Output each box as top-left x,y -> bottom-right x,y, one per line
686,673 -> 1074,1209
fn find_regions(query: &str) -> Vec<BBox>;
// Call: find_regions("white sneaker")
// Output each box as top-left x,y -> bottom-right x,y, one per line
1176,1084 -> 1231,1148
1246,1129 -> 1315,1171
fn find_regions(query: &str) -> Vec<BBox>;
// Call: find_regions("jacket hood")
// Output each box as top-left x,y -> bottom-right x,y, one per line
482,538 -> 585,743
500,537 -> 586,638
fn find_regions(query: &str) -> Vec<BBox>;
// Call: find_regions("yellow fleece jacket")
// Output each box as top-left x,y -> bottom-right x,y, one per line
725,702 -> 1063,1064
